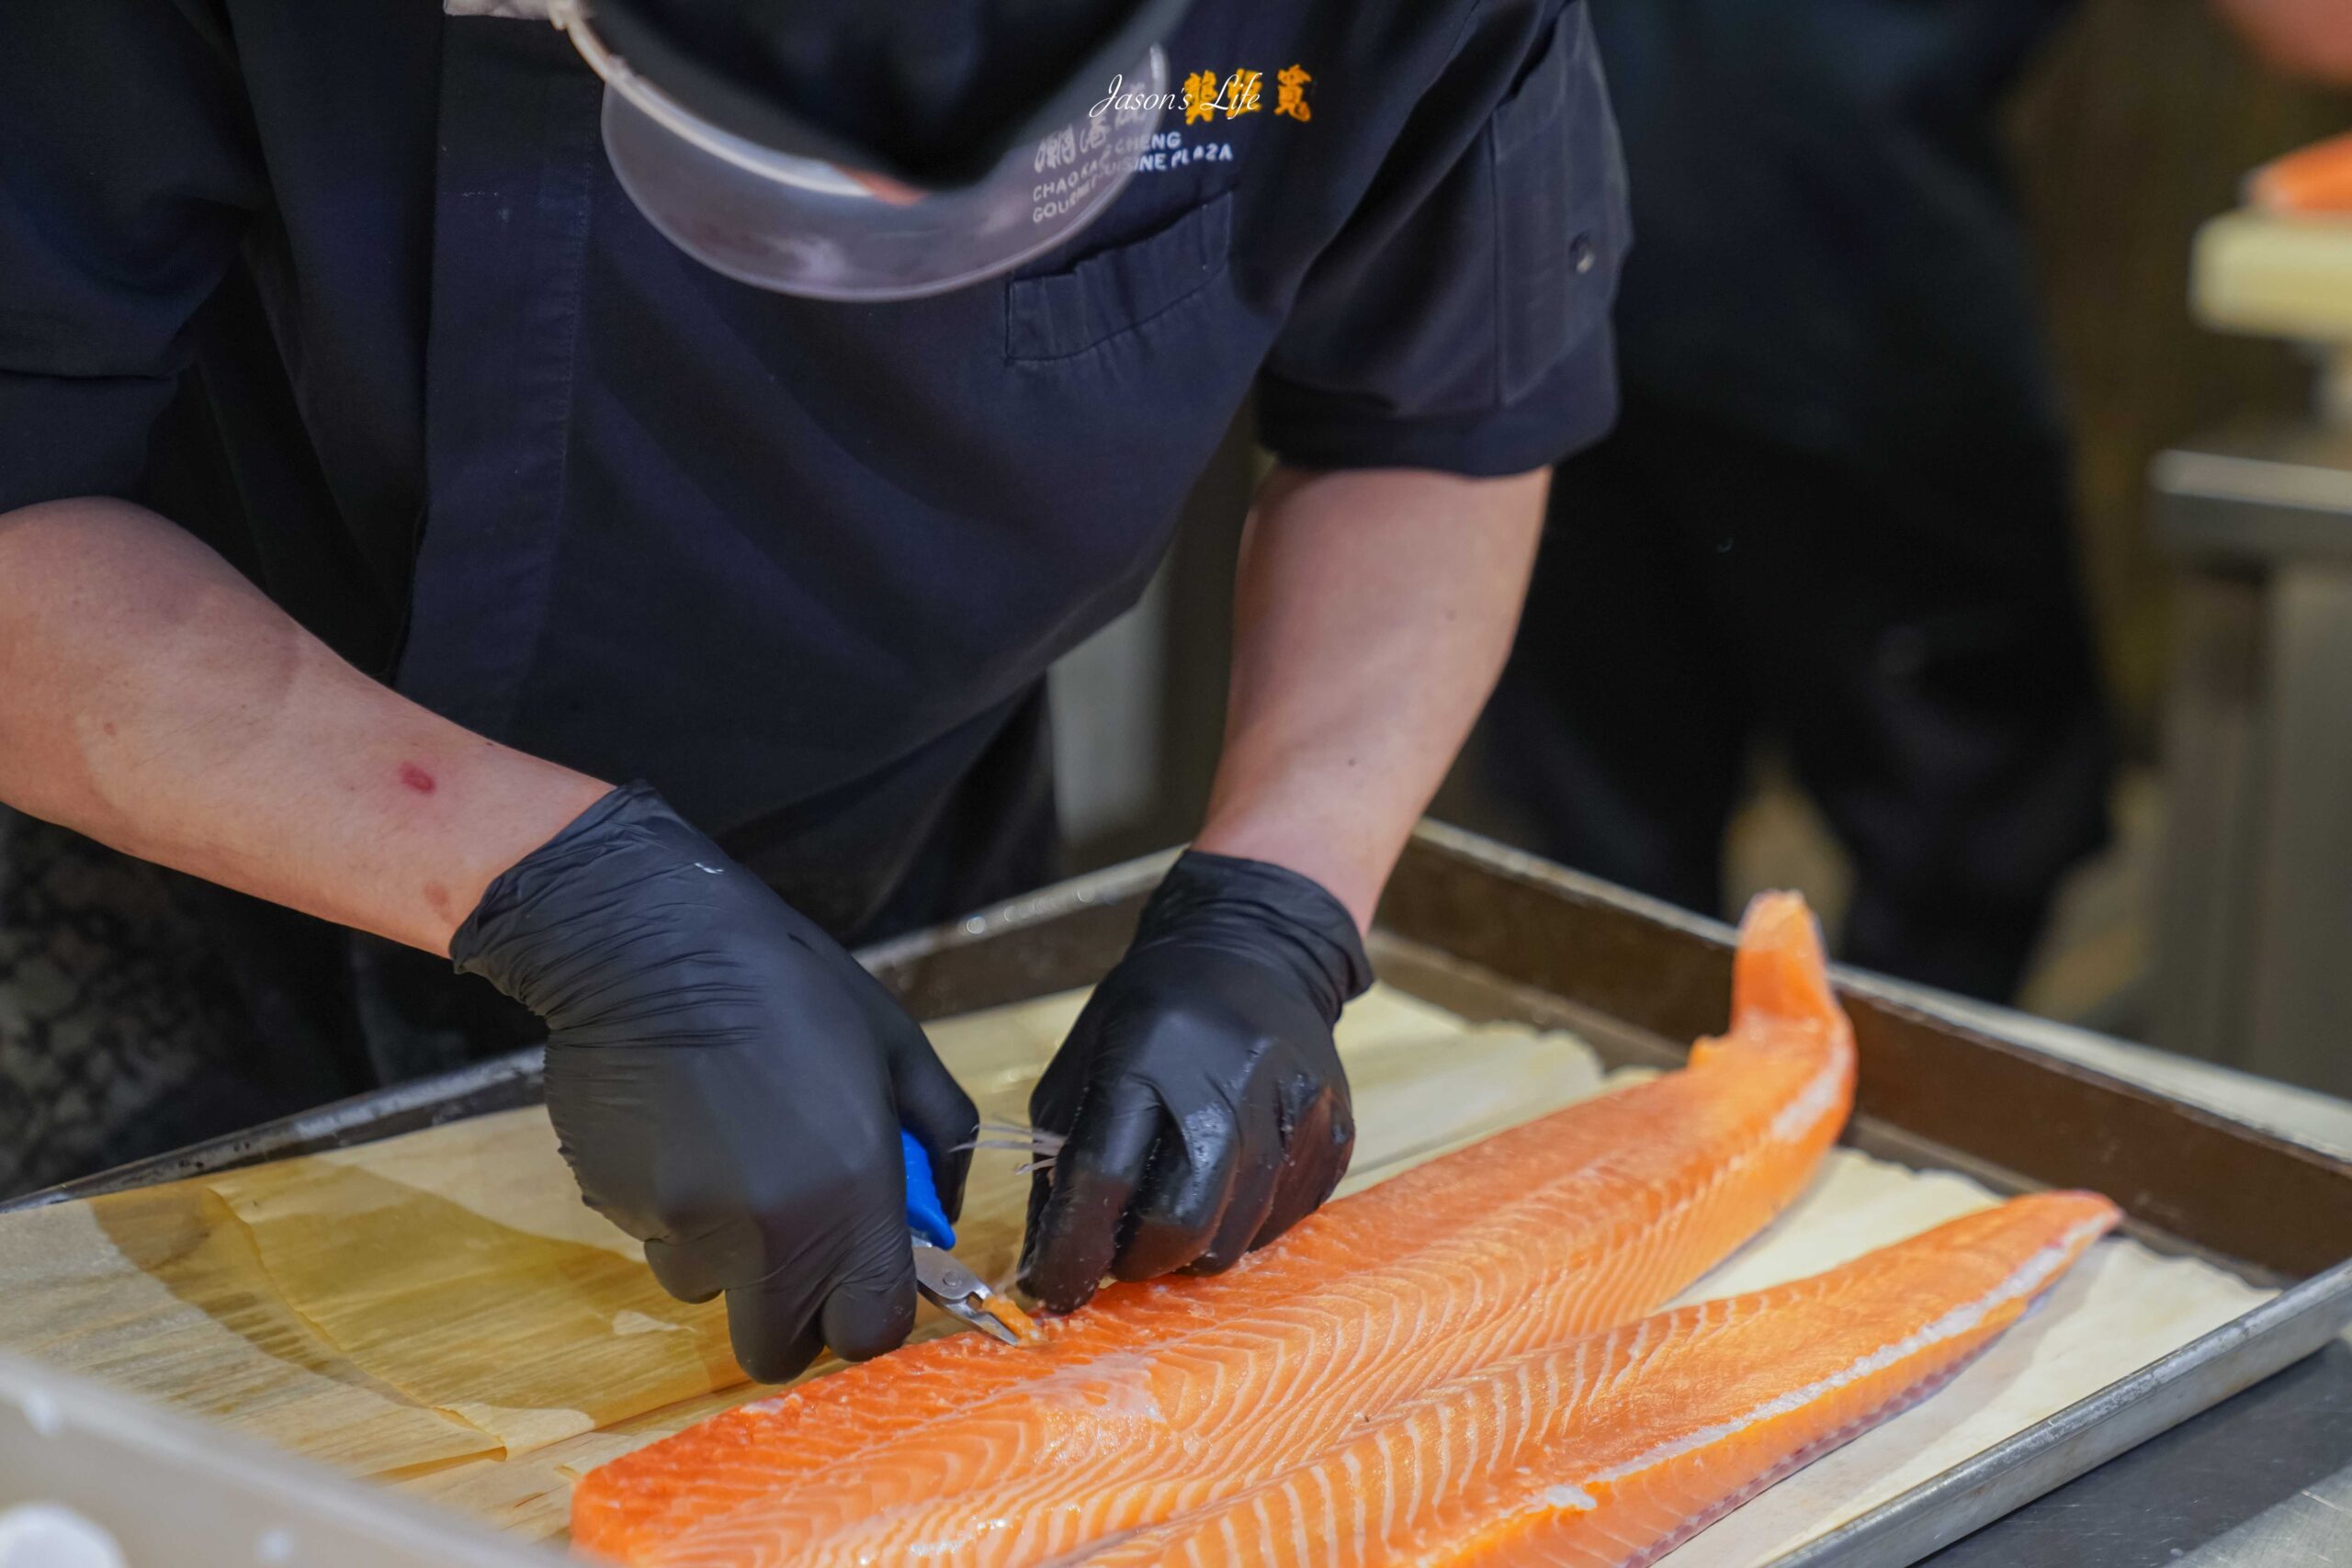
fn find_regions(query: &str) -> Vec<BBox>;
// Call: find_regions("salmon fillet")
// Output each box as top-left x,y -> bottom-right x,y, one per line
1075,1191 -> 2120,1568
574,892 -> 1855,1567
2251,130 -> 2352,213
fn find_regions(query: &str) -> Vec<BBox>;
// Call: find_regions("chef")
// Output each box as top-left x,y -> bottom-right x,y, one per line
1482,0 -> 2115,1007
1477,0 -> 2350,1009
0,0 -> 1626,1379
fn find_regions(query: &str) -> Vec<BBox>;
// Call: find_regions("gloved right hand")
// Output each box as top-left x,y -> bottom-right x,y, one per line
448,782 -> 978,1382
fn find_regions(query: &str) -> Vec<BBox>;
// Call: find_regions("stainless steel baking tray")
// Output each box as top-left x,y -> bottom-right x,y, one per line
10,824 -> 2350,1566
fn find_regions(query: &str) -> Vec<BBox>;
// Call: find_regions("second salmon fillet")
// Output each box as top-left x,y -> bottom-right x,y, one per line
1075,1191 -> 2120,1568
576,892 -> 1856,1567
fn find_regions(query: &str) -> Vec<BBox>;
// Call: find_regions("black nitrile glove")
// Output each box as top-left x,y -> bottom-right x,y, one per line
1020,850 -> 1372,1313
449,783 -> 977,1382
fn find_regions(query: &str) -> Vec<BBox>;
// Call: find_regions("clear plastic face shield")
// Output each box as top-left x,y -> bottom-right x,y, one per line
548,0 -> 1172,301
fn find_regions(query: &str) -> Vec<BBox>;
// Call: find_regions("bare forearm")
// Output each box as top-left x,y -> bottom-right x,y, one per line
1195,465 -> 1547,928
0,498 -> 610,953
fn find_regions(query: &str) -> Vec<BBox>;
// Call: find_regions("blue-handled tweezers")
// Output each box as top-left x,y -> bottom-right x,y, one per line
900,1130 -> 1028,1346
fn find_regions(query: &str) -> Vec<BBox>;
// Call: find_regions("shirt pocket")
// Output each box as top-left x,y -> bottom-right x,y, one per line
1489,2 -> 1628,403
1005,191 -> 1237,364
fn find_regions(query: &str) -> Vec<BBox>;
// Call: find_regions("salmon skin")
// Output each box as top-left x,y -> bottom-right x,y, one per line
573,893 -> 1856,1567
1074,1192 -> 2120,1568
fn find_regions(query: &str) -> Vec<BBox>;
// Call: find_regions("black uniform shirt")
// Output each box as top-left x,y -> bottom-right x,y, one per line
0,0 -> 1626,935
1589,0 -> 2071,491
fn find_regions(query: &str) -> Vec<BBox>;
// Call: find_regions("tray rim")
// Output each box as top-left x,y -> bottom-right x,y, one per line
22,825 -> 2348,1250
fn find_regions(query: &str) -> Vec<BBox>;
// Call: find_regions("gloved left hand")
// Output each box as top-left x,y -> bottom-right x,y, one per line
1020,850 -> 1372,1313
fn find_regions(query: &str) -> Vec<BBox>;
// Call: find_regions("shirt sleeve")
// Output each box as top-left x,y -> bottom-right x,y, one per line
1257,0 -> 1631,478
0,0 -> 265,514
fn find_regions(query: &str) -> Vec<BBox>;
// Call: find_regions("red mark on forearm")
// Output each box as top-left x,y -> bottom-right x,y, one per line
398,762 -> 437,795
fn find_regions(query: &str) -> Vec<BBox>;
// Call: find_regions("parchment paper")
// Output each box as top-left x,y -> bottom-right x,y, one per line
0,984 -> 2277,1556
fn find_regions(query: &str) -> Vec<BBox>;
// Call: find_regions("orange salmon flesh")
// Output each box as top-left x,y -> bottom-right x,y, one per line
2251,130 -> 2352,213
1075,1191 -> 2118,1567
572,893 -> 1867,1565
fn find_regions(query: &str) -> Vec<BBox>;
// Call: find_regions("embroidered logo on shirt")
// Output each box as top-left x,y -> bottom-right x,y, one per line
1099,64 -> 1311,178
1101,67 -> 1311,130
